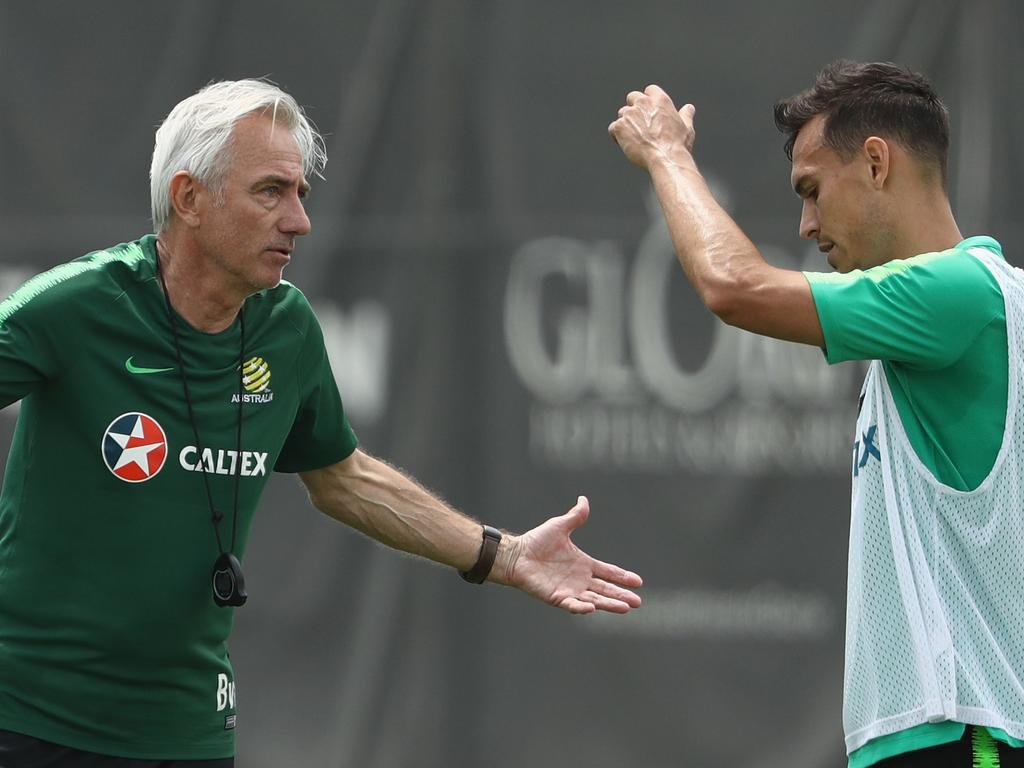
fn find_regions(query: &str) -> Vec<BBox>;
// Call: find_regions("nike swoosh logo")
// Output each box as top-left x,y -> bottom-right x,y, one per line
125,356 -> 175,375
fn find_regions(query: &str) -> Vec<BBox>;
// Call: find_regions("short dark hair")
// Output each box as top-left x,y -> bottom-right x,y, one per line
774,60 -> 950,181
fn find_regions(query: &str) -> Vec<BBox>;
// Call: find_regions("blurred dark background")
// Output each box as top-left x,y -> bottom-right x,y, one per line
2,1 -> 1021,766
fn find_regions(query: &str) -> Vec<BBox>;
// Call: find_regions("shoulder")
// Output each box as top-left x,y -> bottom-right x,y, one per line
0,237 -> 156,326
806,242 -> 1001,310
803,241 -> 1004,367
888,246 -> 999,296
246,279 -> 322,340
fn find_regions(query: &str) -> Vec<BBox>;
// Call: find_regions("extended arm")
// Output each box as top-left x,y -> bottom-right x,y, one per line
609,85 -> 823,346
299,448 -> 642,614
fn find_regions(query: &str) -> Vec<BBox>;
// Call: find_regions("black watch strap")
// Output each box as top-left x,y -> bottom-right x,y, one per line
460,525 -> 502,584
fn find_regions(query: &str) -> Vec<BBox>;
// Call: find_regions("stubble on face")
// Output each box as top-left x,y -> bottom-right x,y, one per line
790,116 -> 894,273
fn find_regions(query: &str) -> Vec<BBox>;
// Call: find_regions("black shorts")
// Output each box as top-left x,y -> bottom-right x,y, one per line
0,730 -> 233,768
874,725 -> 1024,767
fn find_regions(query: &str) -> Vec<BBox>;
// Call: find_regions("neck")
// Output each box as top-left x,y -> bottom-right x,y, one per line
155,236 -> 245,334
863,189 -> 963,270
898,189 -> 964,259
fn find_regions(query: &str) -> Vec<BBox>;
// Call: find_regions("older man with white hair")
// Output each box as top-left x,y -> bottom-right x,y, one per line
0,79 -> 642,767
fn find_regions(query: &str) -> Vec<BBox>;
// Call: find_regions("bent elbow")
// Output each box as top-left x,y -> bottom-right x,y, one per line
698,254 -> 786,328
701,276 -> 746,326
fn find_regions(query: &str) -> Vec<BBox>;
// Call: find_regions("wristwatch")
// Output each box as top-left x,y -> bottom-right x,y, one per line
459,525 -> 502,584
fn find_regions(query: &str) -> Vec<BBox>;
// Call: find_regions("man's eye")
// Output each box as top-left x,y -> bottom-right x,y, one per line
262,186 -> 279,197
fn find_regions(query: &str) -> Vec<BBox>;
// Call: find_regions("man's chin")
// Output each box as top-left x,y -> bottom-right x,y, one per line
828,251 -> 852,273
267,262 -> 289,285
249,270 -> 285,294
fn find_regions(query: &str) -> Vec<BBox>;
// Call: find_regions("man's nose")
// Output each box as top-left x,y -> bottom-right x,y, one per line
281,195 -> 311,236
799,200 -> 818,240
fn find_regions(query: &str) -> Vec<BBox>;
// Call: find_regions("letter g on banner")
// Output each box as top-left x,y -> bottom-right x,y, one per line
503,230 -> 739,413
504,237 -> 594,404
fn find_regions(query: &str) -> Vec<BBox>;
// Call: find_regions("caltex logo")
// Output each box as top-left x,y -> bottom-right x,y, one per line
102,412 -> 168,483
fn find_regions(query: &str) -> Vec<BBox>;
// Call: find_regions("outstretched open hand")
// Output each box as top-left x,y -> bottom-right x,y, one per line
498,497 -> 642,615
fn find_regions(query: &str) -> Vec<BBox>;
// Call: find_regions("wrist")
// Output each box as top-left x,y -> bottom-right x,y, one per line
648,144 -> 698,175
459,525 -> 503,584
489,533 -> 523,586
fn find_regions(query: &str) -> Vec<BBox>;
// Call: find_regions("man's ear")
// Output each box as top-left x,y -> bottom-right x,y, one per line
863,136 -> 890,189
168,171 -> 203,227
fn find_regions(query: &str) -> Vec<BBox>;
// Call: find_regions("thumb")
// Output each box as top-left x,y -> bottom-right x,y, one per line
562,495 -> 590,532
679,103 -> 696,119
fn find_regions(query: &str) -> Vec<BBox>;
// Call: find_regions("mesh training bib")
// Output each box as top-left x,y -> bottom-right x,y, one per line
844,247 -> 1024,752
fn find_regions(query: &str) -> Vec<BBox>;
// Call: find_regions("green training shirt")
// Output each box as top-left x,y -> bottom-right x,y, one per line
805,236 -> 1024,766
0,235 -> 358,759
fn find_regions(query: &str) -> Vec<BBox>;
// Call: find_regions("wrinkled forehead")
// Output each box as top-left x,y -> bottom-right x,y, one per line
228,113 -> 305,169
233,111 -> 300,148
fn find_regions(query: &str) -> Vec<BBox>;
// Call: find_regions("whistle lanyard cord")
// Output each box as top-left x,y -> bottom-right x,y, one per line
156,258 -> 244,556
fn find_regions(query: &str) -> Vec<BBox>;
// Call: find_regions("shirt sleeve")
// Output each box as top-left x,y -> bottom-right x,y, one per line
803,250 -> 1003,369
274,300 -> 359,473
0,283 -> 63,409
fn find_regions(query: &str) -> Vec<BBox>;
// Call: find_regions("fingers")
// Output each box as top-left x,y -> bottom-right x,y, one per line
625,85 -> 668,105
608,115 -> 630,146
561,598 -> 597,615
589,556 -> 643,588
559,590 -> 635,615
520,497 -> 643,615
559,498 -> 643,590
586,595 -> 635,614
624,84 -> 673,109
591,577 -> 643,608
608,121 -> 620,145
554,577 -> 643,615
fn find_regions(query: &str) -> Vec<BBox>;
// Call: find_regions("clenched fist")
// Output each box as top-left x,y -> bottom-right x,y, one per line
608,84 -> 696,170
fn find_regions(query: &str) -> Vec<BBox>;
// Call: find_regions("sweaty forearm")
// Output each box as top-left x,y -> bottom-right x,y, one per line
647,152 -> 771,320
611,87 -> 823,345
301,451 -> 486,572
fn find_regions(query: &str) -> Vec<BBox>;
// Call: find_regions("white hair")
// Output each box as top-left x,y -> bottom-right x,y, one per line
149,79 -> 327,232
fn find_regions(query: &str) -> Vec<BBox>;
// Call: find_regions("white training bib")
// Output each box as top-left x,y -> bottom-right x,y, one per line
843,248 -> 1024,753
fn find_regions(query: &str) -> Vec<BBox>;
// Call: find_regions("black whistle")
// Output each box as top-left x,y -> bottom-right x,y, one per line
212,552 -> 248,607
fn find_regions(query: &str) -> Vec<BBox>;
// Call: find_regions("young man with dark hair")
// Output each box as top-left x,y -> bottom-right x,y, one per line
609,60 -> 1024,766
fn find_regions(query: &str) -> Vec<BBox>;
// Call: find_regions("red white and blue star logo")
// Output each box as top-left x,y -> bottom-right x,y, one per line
101,412 -> 168,483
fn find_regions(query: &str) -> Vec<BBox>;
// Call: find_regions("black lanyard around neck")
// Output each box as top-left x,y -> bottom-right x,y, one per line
155,253 -> 248,607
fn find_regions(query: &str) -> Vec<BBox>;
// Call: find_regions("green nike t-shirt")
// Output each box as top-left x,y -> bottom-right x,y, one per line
0,235 -> 358,759
805,236 -> 1024,766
